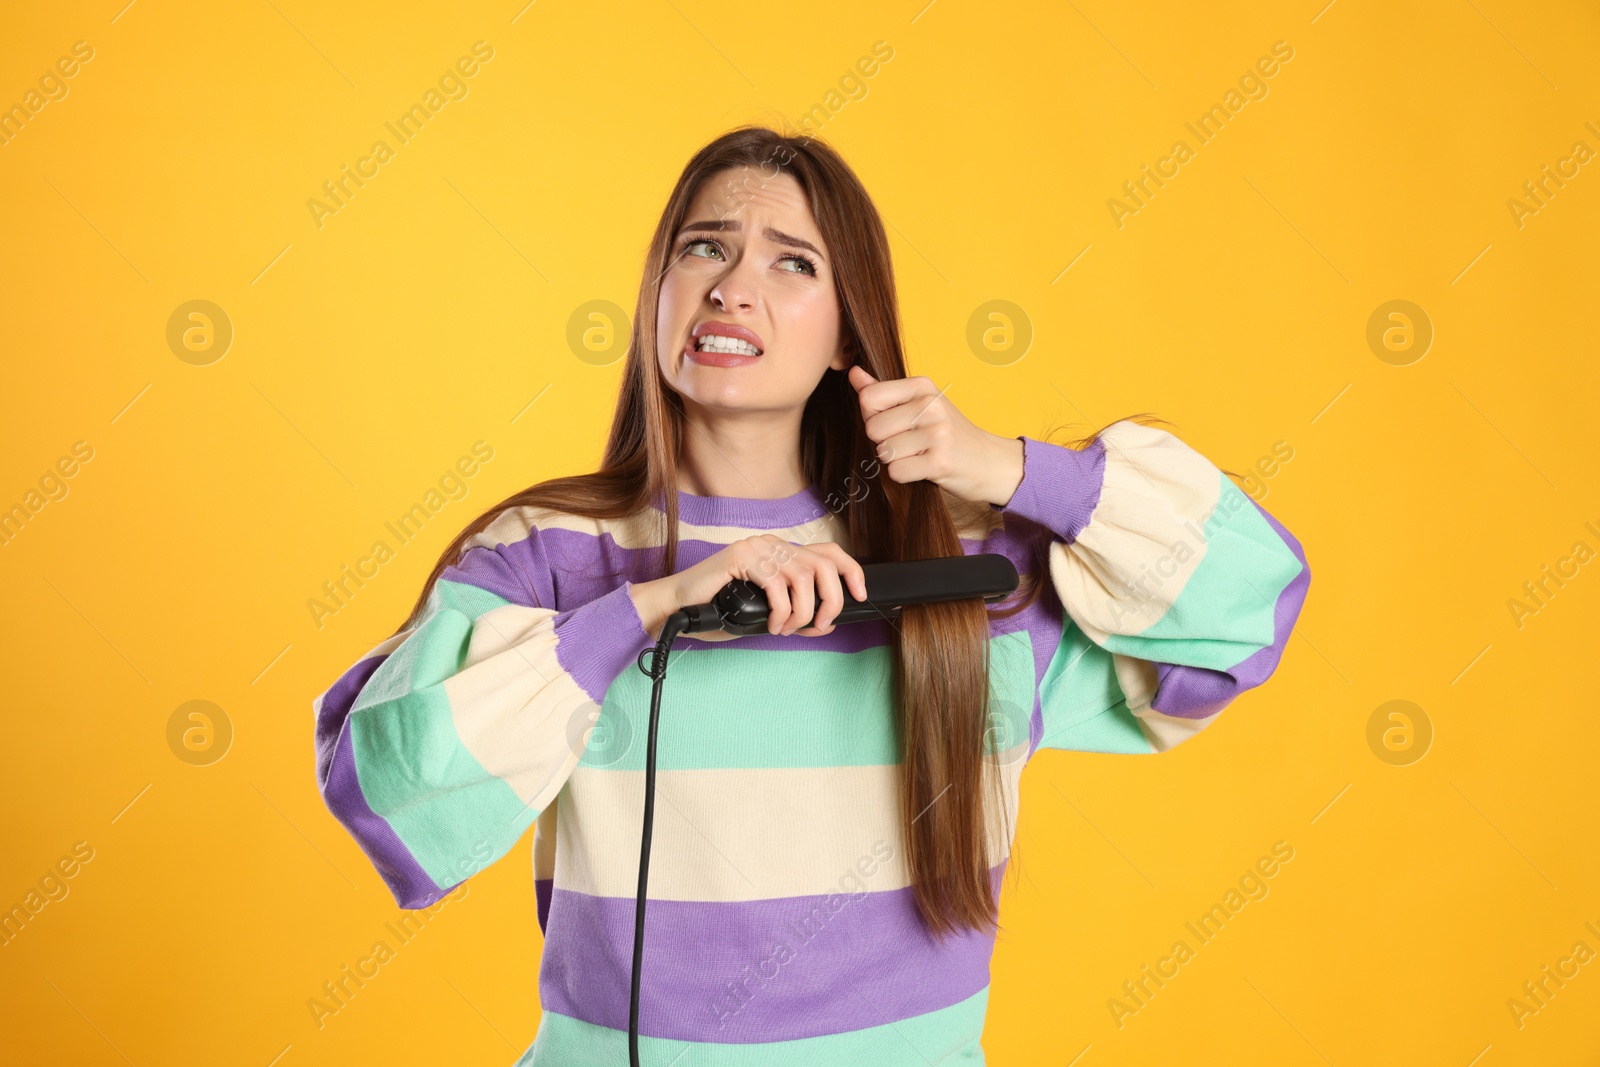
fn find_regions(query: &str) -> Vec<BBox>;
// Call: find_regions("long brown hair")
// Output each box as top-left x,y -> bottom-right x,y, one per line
393,124 -> 1157,938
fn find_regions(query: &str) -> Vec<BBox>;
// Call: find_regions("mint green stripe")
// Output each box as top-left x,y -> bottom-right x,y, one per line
1036,623 -> 1124,750
1037,621 -> 1155,753
581,631 -> 1036,771
1048,702 -> 1153,754
516,988 -> 989,1065
350,578 -> 536,888
1100,471 -> 1304,670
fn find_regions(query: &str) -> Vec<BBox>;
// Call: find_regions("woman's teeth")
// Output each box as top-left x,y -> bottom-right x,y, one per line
696,335 -> 761,356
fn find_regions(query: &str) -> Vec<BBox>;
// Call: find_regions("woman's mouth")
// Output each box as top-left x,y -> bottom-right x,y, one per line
685,332 -> 763,367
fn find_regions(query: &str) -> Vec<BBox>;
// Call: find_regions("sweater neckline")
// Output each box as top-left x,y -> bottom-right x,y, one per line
667,484 -> 830,529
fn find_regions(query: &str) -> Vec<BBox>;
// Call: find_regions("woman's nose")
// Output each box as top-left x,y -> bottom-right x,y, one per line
709,256 -> 760,311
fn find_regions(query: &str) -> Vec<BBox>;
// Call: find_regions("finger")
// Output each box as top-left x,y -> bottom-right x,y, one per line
882,452 -> 936,485
856,375 -> 939,420
810,560 -> 843,631
864,394 -> 946,445
872,427 -> 932,465
810,544 -> 867,600
783,559 -> 817,635
754,565 -> 791,635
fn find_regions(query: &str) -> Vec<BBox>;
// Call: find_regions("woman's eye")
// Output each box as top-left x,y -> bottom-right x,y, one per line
779,255 -> 817,276
684,239 -> 722,260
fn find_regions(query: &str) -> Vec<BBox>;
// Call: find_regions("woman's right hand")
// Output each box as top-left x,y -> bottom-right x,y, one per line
630,536 -> 868,640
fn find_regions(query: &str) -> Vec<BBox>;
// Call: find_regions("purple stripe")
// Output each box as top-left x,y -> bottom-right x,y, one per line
1150,497 -> 1312,719
539,864 -> 1005,1043
535,523 -> 1048,639
480,527 -> 557,608
990,435 -> 1107,545
314,654 -> 448,908
536,878 -> 553,934
551,582 -> 657,705
445,543 -> 539,606
668,485 -> 831,528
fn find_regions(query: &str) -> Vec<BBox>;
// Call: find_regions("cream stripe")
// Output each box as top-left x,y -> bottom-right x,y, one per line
441,604 -> 599,812
553,749 -> 1027,902
1135,705 -> 1223,752
1047,420 -> 1223,646
473,486 -> 1001,558
478,502 -> 851,554
533,795 -> 558,882
1112,651 -> 1222,753
1112,652 -> 1159,717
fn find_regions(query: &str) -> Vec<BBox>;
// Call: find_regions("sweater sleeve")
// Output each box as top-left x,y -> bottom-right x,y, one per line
993,421 -> 1310,756
311,512 -> 656,909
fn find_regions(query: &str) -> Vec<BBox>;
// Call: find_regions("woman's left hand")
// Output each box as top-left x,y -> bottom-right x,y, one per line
847,365 -> 1025,508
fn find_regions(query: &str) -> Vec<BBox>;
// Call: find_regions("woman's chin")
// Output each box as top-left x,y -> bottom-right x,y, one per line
677,385 -> 797,416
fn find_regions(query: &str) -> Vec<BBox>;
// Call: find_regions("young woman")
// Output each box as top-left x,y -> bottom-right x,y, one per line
313,125 -> 1311,1065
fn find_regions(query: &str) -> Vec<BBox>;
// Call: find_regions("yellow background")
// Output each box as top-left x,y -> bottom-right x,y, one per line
3,0 -> 1597,1063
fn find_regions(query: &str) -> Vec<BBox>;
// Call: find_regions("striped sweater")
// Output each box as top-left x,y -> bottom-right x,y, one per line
312,420 -> 1311,1064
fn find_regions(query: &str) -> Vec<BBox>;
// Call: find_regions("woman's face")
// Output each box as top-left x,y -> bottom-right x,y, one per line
656,166 -> 850,417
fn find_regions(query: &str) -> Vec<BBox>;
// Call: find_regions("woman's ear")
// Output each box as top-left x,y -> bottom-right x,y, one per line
830,338 -> 855,373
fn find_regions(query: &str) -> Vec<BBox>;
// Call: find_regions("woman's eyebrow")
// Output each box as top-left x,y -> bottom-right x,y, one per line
677,219 -> 825,259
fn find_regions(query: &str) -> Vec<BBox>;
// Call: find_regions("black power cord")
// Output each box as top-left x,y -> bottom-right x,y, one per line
624,601 -> 726,1067
627,606 -> 701,1067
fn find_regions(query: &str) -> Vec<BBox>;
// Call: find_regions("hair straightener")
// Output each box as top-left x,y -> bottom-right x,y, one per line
624,552 -> 1020,1066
